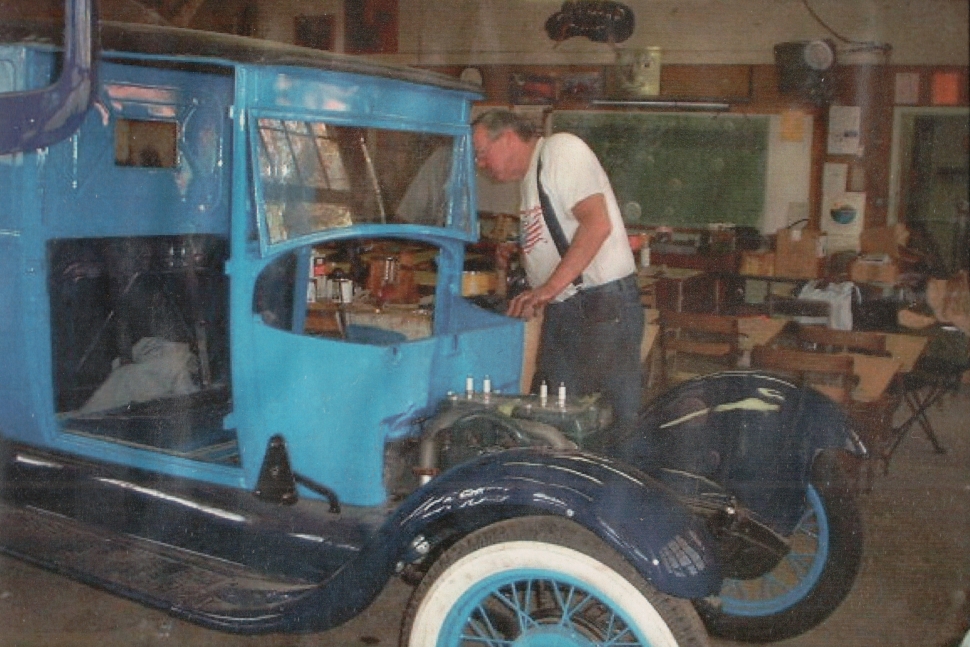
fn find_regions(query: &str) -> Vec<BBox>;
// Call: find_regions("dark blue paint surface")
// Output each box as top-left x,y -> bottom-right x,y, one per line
1,440 -> 720,632
0,0 -> 98,154
611,371 -> 860,534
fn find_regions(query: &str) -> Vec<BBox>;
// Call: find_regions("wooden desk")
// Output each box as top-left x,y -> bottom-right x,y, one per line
884,333 -> 929,373
850,355 -> 902,403
847,333 -> 927,403
716,273 -> 810,315
842,334 -> 930,488
638,267 -> 711,313
640,311 -> 787,364
644,314 -> 909,403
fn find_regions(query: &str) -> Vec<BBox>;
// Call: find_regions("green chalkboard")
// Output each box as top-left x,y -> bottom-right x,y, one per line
551,111 -> 769,228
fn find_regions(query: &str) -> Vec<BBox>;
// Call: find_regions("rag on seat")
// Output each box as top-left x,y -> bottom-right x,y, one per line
79,337 -> 199,414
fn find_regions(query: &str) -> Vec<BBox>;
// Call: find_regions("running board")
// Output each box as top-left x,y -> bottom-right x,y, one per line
0,499 -> 317,621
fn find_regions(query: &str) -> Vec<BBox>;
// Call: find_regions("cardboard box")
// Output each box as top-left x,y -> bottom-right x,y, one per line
860,224 -> 909,259
850,256 -> 899,284
740,251 -> 775,276
775,229 -> 822,279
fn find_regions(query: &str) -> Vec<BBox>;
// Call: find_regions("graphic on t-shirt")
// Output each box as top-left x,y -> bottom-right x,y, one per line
521,206 -> 546,254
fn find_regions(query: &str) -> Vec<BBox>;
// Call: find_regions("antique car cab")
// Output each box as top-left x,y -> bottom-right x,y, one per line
0,7 -> 722,645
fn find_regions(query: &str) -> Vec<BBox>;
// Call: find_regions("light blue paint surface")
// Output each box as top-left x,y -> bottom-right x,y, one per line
0,37 -> 520,505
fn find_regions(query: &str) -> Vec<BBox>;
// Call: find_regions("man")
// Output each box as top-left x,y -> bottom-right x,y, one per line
395,145 -> 451,225
472,109 -> 644,431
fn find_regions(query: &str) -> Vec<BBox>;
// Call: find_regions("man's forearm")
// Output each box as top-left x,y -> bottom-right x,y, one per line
535,193 -> 612,300
506,193 -> 612,318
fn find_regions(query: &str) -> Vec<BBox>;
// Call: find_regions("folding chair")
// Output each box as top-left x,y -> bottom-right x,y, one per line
886,326 -> 968,467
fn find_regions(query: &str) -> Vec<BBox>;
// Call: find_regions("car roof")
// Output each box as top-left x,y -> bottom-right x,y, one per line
0,19 -> 482,95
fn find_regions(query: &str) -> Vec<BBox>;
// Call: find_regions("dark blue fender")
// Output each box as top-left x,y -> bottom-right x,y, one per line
387,447 -> 723,596
607,371 -> 863,535
1,441 -> 719,634
130,447 -> 724,633
258,447 -> 723,633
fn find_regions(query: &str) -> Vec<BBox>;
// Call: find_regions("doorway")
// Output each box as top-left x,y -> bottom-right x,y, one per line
889,107 -> 970,275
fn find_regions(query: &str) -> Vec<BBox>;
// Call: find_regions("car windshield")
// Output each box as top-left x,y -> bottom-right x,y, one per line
255,118 -> 460,243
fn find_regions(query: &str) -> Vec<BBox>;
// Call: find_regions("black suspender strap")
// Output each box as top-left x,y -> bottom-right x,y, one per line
536,155 -> 583,287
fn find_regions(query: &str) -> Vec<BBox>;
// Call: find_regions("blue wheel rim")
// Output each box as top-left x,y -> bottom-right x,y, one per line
438,568 -> 653,647
718,484 -> 830,617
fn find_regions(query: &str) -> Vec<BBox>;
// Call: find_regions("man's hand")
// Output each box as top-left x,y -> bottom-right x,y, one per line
507,286 -> 553,319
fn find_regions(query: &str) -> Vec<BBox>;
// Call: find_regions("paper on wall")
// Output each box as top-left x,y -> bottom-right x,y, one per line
822,191 -> 866,252
827,105 -> 861,156
780,109 -> 807,142
822,162 -> 848,196
820,162 -> 858,250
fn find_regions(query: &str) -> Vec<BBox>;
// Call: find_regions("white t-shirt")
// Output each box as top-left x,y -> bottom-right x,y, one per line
519,133 -> 636,302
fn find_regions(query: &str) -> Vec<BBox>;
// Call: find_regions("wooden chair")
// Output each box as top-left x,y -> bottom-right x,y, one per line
659,310 -> 741,387
750,344 -> 856,405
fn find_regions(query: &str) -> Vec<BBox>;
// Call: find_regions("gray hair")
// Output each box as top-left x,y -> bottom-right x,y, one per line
471,109 -> 537,141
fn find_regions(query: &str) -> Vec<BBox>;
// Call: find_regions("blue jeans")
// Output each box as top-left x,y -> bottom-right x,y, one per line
534,274 -> 644,431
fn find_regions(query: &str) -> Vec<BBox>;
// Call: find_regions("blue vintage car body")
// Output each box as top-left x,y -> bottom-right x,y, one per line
1,22 -> 504,501
0,16 -> 721,634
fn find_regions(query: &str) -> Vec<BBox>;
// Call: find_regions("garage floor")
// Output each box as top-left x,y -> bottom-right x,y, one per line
1,386 -> 968,647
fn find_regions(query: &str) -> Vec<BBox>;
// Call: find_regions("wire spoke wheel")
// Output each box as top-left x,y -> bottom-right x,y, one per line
695,452 -> 863,642
403,516 -> 710,647
717,486 -> 828,615
456,576 -> 642,646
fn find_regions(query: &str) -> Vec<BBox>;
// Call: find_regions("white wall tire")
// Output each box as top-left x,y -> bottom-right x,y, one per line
402,516 -> 710,647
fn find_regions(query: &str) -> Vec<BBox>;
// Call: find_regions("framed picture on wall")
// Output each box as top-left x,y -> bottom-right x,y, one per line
345,0 -> 398,54
294,15 -> 335,51
509,73 -> 557,105
559,72 -> 603,101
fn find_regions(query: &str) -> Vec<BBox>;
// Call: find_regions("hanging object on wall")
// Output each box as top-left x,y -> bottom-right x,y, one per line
616,47 -> 661,97
773,39 -> 836,105
345,0 -> 398,54
294,15 -> 336,51
545,1 -> 635,44
459,67 -> 484,86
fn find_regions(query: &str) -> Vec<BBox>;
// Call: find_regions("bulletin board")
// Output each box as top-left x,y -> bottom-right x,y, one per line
550,111 -> 770,228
